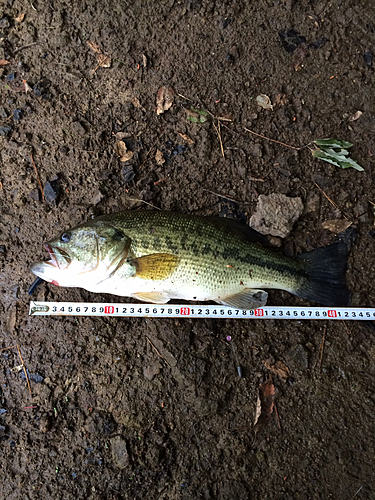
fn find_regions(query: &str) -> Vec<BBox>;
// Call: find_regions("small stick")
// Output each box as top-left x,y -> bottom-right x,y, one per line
202,188 -> 247,204
274,402 -> 282,430
212,119 -> 225,158
0,345 -> 17,352
314,325 -> 327,370
30,154 -> 45,202
244,127 -> 303,151
177,92 -> 194,102
313,181 -> 350,219
126,197 -> 161,210
14,42 -> 38,54
146,337 -> 171,367
17,345 -> 32,395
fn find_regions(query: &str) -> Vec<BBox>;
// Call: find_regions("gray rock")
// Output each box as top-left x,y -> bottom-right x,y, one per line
250,193 -> 304,237
110,436 -> 129,469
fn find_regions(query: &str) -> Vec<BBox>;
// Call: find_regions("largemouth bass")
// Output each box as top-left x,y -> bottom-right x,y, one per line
30,210 -> 350,309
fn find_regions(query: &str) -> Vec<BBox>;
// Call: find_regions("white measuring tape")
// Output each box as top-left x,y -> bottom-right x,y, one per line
29,301 -> 375,320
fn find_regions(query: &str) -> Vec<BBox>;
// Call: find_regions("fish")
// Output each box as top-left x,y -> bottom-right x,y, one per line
30,210 -> 351,309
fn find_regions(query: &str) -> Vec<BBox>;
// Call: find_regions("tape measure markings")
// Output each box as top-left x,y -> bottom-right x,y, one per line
29,302 -> 375,320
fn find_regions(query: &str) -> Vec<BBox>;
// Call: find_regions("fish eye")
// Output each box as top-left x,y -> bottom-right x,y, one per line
60,232 -> 71,243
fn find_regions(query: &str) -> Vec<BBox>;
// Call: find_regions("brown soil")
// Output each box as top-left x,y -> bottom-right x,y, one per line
1,1 -> 375,499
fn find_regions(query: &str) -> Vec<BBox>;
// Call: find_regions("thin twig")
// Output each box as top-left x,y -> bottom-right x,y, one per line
202,188 -> 249,204
0,345 -> 17,352
212,119 -> 225,158
274,402 -> 282,430
177,92 -> 194,102
14,42 -> 38,54
17,345 -> 32,395
30,154 -> 45,202
146,337 -> 171,367
313,181 -> 350,219
314,325 -> 327,370
350,486 -> 363,499
244,127 -> 303,150
126,197 -> 161,210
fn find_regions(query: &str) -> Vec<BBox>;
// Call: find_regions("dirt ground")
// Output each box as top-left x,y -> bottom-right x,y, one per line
1,0 -> 375,498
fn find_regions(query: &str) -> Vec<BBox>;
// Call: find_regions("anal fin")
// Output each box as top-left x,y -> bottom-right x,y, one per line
220,289 -> 268,310
133,291 -> 170,304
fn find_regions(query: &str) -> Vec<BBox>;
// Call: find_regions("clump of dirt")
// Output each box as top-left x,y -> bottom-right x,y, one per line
1,1 -> 375,499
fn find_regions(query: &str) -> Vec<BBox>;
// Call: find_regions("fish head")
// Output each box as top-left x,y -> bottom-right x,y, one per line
30,221 -> 132,287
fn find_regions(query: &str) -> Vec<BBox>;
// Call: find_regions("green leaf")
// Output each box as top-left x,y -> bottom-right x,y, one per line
312,149 -> 364,171
190,106 -> 208,116
187,116 -> 200,123
314,138 -> 353,149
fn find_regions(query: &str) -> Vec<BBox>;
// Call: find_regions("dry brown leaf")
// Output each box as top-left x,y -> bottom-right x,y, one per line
96,53 -> 111,68
15,13 -> 25,22
155,149 -> 165,166
263,360 -> 290,382
87,40 -> 102,54
255,94 -> 273,110
253,378 -> 276,430
0,60 -> 10,66
22,79 -> 32,93
178,133 -> 194,145
131,97 -> 142,108
116,141 -> 133,162
321,219 -> 352,234
156,86 -> 175,115
348,111 -> 363,122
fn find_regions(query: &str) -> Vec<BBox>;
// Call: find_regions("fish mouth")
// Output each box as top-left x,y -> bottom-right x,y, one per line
44,243 -> 71,269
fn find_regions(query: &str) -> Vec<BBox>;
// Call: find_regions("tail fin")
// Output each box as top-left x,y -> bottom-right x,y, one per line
296,241 -> 350,307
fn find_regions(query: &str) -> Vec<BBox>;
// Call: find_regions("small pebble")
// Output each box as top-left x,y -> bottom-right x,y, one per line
363,51 -> 373,67
0,125 -> 11,136
13,109 -> 22,120
44,181 -> 58,203
123,167 -> 135,183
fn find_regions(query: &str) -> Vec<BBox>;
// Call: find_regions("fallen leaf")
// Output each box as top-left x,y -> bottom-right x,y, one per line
348,111 -> 363,122
185,107 -> 208,123
22,79 -> 32,93
131,97 -> 142,108
178,133 -> 194,145
312,139 -> 364,172
263,360 -> 290,382
155,149 -> 165,166
0,60 -> 10,66
156,86 -> 175,115
255,94 -> 273,110
15,13 -> 25,22
253,377 -> 276,430
321,219 -> 352,234
86,40 -> 102,54
96,53 -> 111,68
116,141 -> 133,162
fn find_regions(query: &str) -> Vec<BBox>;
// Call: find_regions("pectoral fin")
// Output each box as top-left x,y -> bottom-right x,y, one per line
220,289 -> 268,310
133,291 -> 170,304
131,253 -> 179,280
